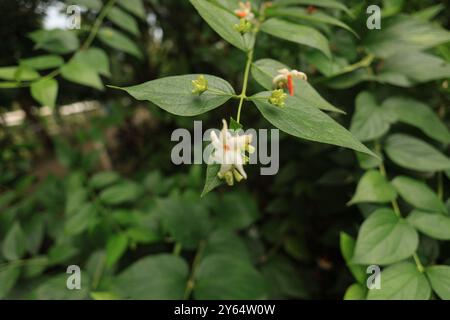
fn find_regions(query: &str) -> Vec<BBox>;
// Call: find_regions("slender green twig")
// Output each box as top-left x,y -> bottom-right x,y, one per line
236,49 -> 254,124
183,241 -> 206,300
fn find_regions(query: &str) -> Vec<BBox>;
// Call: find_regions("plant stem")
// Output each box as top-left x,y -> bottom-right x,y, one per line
236,49 -> 254,124
173,242 -> 182,256
183,241 -> 206,300
375,141 -> 424,272
81,0 -> 117,50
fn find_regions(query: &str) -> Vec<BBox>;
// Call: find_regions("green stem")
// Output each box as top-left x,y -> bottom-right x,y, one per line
81,0 -> 117,50
236,49 -> 254,124
183,241 -> 206,300
173,242 -> 182,256
375,141 -> 424,272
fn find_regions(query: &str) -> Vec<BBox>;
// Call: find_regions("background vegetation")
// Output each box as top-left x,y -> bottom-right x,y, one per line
0,0 -> 449,300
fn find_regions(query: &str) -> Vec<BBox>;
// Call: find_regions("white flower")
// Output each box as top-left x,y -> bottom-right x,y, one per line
272,68 -> 308,96
210,119 -> 253,186
234,1 -> 255,21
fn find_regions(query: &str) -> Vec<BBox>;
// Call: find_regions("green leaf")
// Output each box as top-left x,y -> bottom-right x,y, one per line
61,59 -> 103,90
340,232 -> 366,284
2,222 -> 26,261
64,203 -> 97,236
89,171 -> 120,189
34,274 -> 89,299
376,51 -> 450,87
28,29 -> 80,54
367,262 -> 431,300
267,7 -> 358,37
65,188 -> 88,216
343,283 -> 367,300
251,92 -> 375,156
392,176 -> 447,214
20,55 -> 64,70
363,15 -> 450,59
194,254 -> 268,299
23,216 -> 45,255
107,7 -> 139,36
116,0 -> 146,20
407,210 -> 450,240
106,233 -> 128,268
201,164 -> 223,197
203,230 -> 250,262
116,74 -> 235,116
426,265 -> 450,300
0,66 -> 39,81
353,208 -> 418,265
273,0 -> 353,16
99,181 -> 143,205
0,265 -> 21,299
211,192 -> 260,230
190,0 -> 254,51
73,48 -> 111,77
158,196 -> 210,249
350,92 -> 396,142
384,134 -> 450,172
382,97 -> 450,144
261,255 -> 309,299
413,4 -> 445,21
30,78 -> 58,108
251,59 -> 345,113
23,256 -> 48,279
114,254 -> 188,299
98,27 -> 143,59
261,18 -> 331,58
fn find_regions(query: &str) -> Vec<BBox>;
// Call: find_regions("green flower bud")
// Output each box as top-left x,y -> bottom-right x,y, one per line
192,75 -> 208,95
234,18 -> 252,34
268,89 -> 287,108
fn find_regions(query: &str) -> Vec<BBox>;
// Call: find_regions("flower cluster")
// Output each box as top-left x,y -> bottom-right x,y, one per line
191,75 -> 208,95
272,68 -> 308,96
210,119 -> 254,186
269,89 -> 287,108
234,1 -> 254,20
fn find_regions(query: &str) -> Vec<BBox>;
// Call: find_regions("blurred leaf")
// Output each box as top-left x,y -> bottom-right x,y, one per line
384,134 -> 450,172
392,176 -> 447,214
267,7 -> 357,37
28,29 -> 80,54
261,18 -> 331,58
343,283 -> 367,300
350,92 -> 396,142
116,0 -> 146,20
48,243 -> 79,265
158,197 -> 210,249
367,262 -> 430,300
382,97 -> 450,144
407,210 -> 450,241
99,181 -> 143,205
0,66 -> 39,81
33,274 -> 89,299
190,0 -> 254,51
23,256 -> 48,279
212,192 -> 260,230
116,75 -> 235,116
107,7 -> 139,36
98,27 -> 143,59
353,208 -> 418,265
2,222 -> 26,261
30,78 -> 58,108
340,232 -> 366,284
73,48 -> 111,77
251,59 -> 344,113
203,230 -> 250,261
64,203 -> 97,236
106,234 -> 128,268
89,171 -> 120,189
67,0 -> 101,10
90,291 -> 120,300
0,265 -> 21,299
251,92 -> 375,156
61,59 -> 103,90
114,254 -> 188,299
65,188 -> 88,216
426,265 -> 450,300
20,55 -> 64,70
194,254 -> 268,299
23,216 -> 45,255
350,168 -> 397,204
363,15 -> 450,58
273,0 -> 353,16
